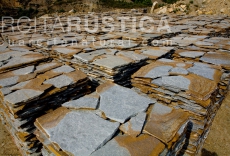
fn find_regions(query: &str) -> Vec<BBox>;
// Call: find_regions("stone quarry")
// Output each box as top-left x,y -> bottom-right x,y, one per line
0,11 -> 230,156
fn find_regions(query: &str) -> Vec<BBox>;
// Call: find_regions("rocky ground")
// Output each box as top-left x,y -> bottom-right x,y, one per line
153,0 -> 230,16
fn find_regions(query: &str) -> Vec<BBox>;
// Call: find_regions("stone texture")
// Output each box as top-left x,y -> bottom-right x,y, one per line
91,134 -> 166,156
0,76 -> 19,87
120,112 -> 146,136
143,103 -> 189,143
179,51 -> 205,58
162,76 -> 190,90
63,92 -> 99,109
188,65 -> 216,80
44,75 -> 74,88
36,108 -> 120,156
170,67 -> 189,75
12,66 -> 34,75
144,65 -> 173,79
4,89 -> 43,105
93,55 -> 132,70
52,65 -> 75,73
98,83 -> 155,123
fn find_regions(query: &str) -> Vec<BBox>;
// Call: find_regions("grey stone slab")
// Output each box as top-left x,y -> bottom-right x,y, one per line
144,65 -> 173,79
0,76 -> 19,87
91,134 -> 165,156
140,47 -> 173,58
187,65 -> 215,80
9,46 -> 32,52
193,62 -> 212,68
93,55 -> 132,69
176,63 -> 187,67
115,40 -> 139,49
170,67 -> 188,75
158,58 -> 175,63
12,66 -> 34,75
52,65 -> 75,73
162,76 -> 190,90
195,41 -> 214,46
43,75 -> 74,88
200,52 -> 230,66
90,138 -> 130,156
117,51 -> 148,61
74,50 -> 107,63
0,87 -> 12,95
120,112 -> 146,136
179,51 -> 205,58
5,89 -> 43,104
0,53 -> 12,62
46,110 -> 119,156
63,93 -> 99,109
151,78 -> 163,86
142,49 -> 166,56
10,80 -> 30,90
53,47 -> 78,54
151,103 -> 172,115
35,62 -> 60,73
0,53 -> 43,70
98,84 -> 155,123
0,42 -> 8,52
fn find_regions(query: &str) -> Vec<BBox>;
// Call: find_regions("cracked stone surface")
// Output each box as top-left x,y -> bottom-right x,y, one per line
35,107 -> 120,156
44,75 -> 74,88
4,89 -> 44,105
63,92 -> 99,109
144,65 -> 173,79
120,111 -> 146,136
97,83 -> 155,123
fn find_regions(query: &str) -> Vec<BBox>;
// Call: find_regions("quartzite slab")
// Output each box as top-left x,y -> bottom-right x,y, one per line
36,107 -> 120,156
97,82 -> 155,123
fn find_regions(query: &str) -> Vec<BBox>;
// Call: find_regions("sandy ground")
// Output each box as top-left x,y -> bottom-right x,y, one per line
200,91 -> 230,156
0,121 -> 21,156
0,92 -> 229,156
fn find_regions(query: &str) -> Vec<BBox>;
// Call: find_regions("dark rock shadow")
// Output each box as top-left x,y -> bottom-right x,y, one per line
201,148 -> 218,156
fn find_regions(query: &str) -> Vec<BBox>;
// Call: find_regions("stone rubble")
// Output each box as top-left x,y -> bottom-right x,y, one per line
0,11 -> 230,156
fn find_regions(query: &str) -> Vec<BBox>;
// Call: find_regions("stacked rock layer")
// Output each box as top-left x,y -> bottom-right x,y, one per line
0,50 -> 90,155
34,82 -> 191,156
0,12 -> 230,156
